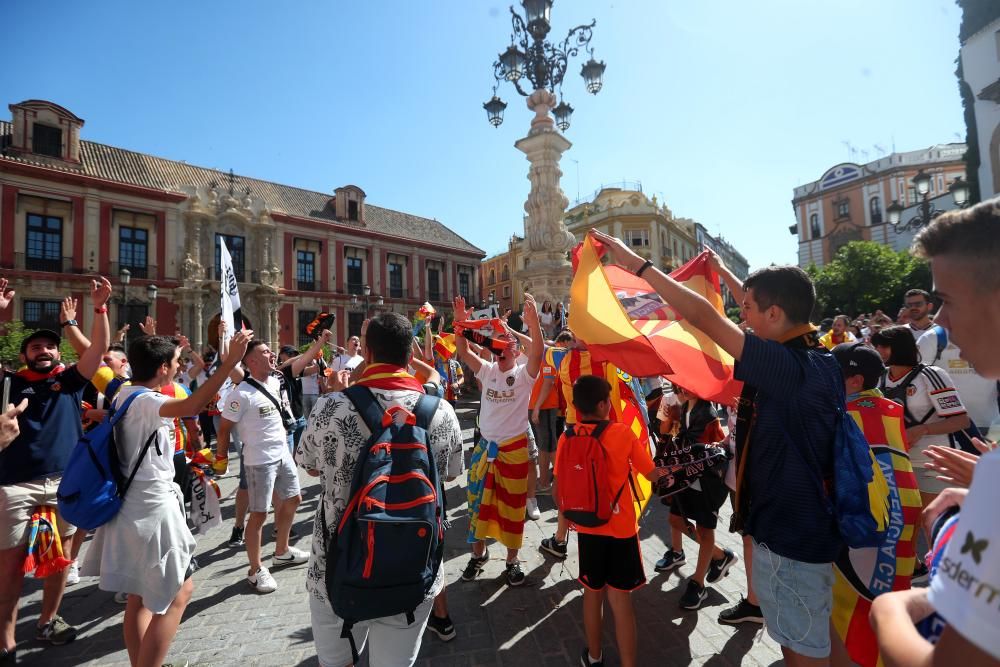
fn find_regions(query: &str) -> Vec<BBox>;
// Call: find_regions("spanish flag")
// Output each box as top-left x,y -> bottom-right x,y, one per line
832,392 -> 920,667
433,333 -> 457,360
569,236 -> 740,404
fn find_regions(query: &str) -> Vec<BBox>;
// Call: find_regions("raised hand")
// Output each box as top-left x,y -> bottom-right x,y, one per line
590,230 -> 645,273
177,334 -> 192,351
60,296 -> 78,323
522,293 -> 539,329
91,276 -> 113,308
320,329 -> 334,345
224,329 -> 253,363
139,316 -> 157,336
0,278 -> 13,311
0,398 -> 28,451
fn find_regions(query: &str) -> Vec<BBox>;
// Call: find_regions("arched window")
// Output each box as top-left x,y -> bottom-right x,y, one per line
809,214 -> 821,239
869,196 -> 882,224
501,264 -> 510,281
488,269 -> 495,285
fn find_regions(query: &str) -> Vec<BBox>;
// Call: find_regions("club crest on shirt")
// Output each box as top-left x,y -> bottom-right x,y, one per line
506,376 -> 515,387
906,386 -> 917,397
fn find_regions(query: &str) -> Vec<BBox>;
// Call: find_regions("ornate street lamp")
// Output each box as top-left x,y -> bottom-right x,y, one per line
350,284 -> 383,315
483,0 -> 605,131
147,284 -> 158,302
888,172 -> 971,234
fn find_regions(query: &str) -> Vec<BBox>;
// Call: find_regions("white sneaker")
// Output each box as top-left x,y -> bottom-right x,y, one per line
272,546 -> 309,568
65,560 -> 80,585
248,566 -> 278,594
114,591 -> 128,604
526,497 -> 541,521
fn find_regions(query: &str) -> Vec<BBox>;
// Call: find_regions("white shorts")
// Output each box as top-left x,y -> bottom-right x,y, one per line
309,594 -> 433,667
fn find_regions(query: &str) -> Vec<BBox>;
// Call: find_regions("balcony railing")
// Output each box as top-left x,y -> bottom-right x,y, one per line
388,286 -> 407,299
346,281 -> 365,296
427,290 -> 442,303
297,280 -> 316,292
7,253 -> 85,274
110,262 -> 157,281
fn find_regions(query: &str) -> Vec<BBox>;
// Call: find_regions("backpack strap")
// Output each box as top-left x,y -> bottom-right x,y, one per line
108,387 -> 150,429
343,385 -> 384,434
412,393 -> 441,430
119,431 -> 159,498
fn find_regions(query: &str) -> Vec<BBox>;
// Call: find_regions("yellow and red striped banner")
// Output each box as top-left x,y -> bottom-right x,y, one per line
569,236 -> 740,404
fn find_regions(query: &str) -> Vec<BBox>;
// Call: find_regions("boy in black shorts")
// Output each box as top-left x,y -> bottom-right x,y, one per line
557,376 -> 665,667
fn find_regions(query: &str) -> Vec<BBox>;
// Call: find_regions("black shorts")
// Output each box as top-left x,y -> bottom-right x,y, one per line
668,473 -> 729,529
173,451 -> 192,503
577,533 -> 646,592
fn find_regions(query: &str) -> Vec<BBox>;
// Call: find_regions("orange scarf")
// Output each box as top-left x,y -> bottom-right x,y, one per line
355,363 -> 425,393
22,506 -> 72,578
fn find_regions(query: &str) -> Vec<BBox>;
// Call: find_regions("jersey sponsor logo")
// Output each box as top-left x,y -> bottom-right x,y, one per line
961,531 -> 988,565
257,404 -> 276,418
935,394 -> 962,412
485,388 -> 515,402
228,400 -> 240,412
20,387 -> 35,395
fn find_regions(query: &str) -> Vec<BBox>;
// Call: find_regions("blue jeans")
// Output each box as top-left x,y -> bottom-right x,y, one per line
287,417 -> 307,454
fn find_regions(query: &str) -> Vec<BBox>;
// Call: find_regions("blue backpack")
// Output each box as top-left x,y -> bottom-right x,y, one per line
57,388 -> 158,531
326,386 -> 444,663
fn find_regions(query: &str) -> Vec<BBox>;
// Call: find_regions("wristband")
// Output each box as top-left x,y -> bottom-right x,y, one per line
94,306 -> 108,314
635,260 -> 654,278
60,319 -> 79,328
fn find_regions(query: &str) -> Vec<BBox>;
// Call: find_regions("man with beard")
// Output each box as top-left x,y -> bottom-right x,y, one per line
0,277 -> 113,663
903,289 -> 936,340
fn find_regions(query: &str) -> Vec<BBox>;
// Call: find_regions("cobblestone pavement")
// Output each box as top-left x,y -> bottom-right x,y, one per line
15,400 -> 783,666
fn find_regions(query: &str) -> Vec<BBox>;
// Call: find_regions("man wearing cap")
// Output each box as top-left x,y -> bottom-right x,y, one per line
0,277 -> 113,662
829,342 -> 919,667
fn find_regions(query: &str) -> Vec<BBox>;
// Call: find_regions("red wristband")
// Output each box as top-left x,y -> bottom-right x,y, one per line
94,306 -> 108,314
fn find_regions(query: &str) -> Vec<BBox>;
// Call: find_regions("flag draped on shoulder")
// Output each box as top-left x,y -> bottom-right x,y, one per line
568,236 -> 740,404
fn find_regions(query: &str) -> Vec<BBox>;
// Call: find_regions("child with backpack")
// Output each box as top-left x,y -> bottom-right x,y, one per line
556,375 -> 666,667
652,383 -> 736,611
80,331 -> 250,667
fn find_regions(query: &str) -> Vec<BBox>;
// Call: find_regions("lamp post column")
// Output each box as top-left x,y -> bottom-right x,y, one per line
515,89 -> 576,306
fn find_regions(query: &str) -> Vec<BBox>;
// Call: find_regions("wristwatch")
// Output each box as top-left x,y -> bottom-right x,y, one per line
60,319 -> 79,328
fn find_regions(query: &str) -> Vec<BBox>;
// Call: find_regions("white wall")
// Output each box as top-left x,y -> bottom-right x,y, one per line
961,18 -> 1000,199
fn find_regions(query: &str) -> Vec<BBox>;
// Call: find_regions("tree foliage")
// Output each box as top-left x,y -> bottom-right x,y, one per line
0,320 -> 79,370
810,241 -> 931,319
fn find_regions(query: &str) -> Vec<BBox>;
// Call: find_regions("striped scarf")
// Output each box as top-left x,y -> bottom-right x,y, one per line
467,433 -> 529,549
355,363 -> 425,393
22,506 -> 72,578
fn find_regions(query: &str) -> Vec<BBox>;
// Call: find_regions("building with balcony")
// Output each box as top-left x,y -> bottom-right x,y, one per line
0,99 -> 484,350
790,144 -> 968,268
478,235 -> 524,314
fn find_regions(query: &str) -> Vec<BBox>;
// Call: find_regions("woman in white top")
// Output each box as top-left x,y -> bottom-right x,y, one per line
872,325 -> 971,503
539,300 -> 555,339
83,331 -> 250,667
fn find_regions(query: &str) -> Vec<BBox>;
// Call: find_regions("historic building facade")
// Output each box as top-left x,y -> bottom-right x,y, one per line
958,11 -> 1000,200
480,185 -> 749,310
0,99 -> 484,351
479,235 -> 524,313
790,144 -> 968,268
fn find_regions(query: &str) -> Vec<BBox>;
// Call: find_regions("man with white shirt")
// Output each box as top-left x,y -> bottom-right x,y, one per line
902,289 -> 935,340
917,325 -> 999,436
217,340 -> 306,594
331,336 -> 364,373
870,198 -> 1000,665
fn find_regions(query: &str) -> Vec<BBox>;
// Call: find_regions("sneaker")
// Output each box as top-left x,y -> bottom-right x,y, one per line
272,546 -> 309,568
36,615 -> 78,645
65,560 -> 80,585
540,535 -> 568,560
525,497 -> 541,520
228,525 -> 245,547
718,596 -> 764,625
580,648 -> 604,666
679,579 -> 708,610
461,554 -> 489,582
0,648 -> 15,666
248,566 -> 278,594
504,560 -> 526,587
912,560 -> 929,584
114,591 -> 129,604
706,548 -> 738,584
654,549 -> 685,573
425,614 -> 456,642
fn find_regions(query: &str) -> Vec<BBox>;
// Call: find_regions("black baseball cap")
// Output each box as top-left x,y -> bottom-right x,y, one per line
20,329 -> 61,354
832,342 -> 884,390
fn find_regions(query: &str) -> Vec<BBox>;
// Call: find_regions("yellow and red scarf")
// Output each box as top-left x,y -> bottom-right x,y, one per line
22,506 -> 72,578
355,363 -> 425,393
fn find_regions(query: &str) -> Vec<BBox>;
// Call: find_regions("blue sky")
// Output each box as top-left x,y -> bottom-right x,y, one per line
3,1 -> 966,269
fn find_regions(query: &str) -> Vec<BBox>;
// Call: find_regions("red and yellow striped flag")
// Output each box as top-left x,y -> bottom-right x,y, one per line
433,333 -> 456,360
569,236 -> 741,404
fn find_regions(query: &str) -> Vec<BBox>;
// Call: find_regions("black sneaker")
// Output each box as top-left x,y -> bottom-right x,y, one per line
461,554 -> 489,581
679,579 -> 708,610
706,548 -> 738,584
426,614 -> 456,642
0,648 -> 15,666
228,525 -> 245,547
654,549 -> 685,572
580,648 -> 604,666
540,535 -> 568,560
504,560 -> 526,586
718,596 -> 764,625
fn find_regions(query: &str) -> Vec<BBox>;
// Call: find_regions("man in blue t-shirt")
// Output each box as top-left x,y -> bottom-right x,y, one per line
592,231 -> 844,664
0,276 -> 112,661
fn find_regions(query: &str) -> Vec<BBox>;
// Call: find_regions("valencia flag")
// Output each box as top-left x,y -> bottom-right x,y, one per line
569,236 -> 740,404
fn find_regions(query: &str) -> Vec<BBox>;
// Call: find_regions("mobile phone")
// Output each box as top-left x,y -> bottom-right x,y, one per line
2,376 -> 10,410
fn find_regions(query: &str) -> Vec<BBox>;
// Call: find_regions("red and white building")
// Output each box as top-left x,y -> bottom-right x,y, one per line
0,99 -> 483,350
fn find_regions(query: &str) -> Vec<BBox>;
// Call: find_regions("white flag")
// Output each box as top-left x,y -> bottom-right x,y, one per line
219,238 -> 241,345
